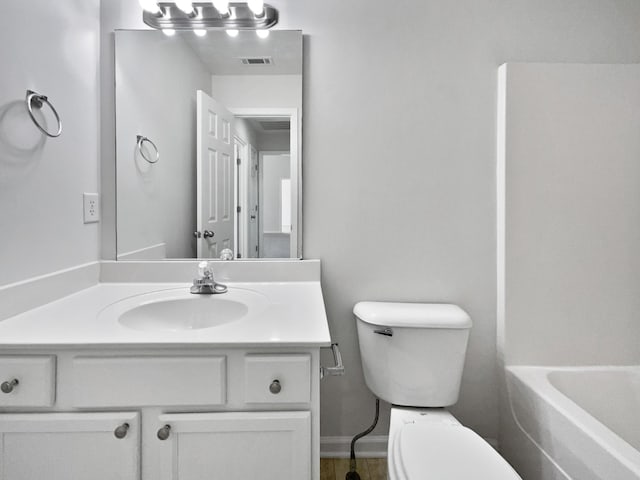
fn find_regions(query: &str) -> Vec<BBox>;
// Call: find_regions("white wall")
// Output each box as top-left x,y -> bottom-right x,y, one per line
258,131 -> 290,152
0,0 -> 100,286
498,63 -> 640,367
115,32 -> 211,259
99,0 -> 640,442
212,75 -> 302,111
261,154 -> 290,233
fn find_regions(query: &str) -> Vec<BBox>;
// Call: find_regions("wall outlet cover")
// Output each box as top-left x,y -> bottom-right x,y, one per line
83,193 -> 100,224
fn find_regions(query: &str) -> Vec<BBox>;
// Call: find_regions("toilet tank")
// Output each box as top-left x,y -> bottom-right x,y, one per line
354,302 -> 472,407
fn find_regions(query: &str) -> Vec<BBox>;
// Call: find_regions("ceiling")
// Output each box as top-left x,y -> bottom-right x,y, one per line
182,30 -> 302,75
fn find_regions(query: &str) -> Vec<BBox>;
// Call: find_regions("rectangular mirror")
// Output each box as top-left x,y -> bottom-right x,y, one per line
115,30 -> 302,260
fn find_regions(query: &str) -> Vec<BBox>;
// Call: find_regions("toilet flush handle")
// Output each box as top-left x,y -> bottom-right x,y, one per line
374,327 -> 393,337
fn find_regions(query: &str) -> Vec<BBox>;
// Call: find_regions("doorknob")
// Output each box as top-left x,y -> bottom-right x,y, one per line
193,231 -> 201,238
157,424 -> 171,440
203,230 -> 215,238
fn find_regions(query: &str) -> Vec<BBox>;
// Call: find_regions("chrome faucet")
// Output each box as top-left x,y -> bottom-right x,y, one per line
190,261 -> 228,294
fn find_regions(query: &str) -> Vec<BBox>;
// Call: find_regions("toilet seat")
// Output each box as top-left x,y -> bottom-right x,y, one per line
390,422 -> 521,479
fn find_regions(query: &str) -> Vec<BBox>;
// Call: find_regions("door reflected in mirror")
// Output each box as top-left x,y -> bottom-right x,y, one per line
115,30 -> 302,260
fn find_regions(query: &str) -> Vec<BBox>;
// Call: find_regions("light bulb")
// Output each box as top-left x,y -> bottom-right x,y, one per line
213,0 -> 230,16
248,0 -> 264,16
256,29 -> 269,39
139,0 -> 161,14
226,29 -> 239,37
163,28 -> 176,36
175,0 -> 195,15
194,29 -> 207,37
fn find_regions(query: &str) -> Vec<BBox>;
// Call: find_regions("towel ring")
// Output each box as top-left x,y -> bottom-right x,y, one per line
136,135 -> 159,164
26,90 -> 62,138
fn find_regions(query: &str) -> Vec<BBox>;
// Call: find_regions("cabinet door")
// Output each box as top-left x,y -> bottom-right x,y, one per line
0,412 -> 139,480
156,411 -> 310,480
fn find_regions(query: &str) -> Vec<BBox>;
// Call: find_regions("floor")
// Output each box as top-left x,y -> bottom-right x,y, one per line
321,458 -> 387,480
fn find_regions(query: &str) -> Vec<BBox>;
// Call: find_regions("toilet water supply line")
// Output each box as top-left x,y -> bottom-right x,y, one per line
345,398 -> 380,480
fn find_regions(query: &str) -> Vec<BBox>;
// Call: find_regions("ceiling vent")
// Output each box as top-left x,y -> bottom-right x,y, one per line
260,120 -> 290,131
240,56 -> 274,65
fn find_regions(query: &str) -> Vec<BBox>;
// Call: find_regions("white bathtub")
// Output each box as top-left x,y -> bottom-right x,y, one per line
504,366 -> 640,480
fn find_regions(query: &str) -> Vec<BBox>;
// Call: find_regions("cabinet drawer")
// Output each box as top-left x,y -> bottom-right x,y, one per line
244,355 -> 310,404
0,356 -> 55,407
71,356 -> 226,407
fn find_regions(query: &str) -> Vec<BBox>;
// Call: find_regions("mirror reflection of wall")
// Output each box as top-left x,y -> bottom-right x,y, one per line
115,30 -> 302,261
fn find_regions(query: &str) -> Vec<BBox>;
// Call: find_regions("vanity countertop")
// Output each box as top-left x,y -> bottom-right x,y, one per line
0,282 -> 331,349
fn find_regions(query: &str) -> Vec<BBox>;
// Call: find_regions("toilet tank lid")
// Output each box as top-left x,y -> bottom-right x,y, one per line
353,302 -> 472,329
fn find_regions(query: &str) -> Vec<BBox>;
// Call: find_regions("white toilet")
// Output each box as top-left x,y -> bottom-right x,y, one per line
354,301 -> 521,479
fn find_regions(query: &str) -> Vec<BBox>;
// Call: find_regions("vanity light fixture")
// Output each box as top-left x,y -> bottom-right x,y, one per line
142,2 -> 278,32
175,0 -> 196,15
256,29 -> 269,39
163,28 -> 176,36
194,29 -> 207,36
139,0 -> 161,14
247,0 -> 264,17
212,0 -> 230,17
226,29 -> 239,37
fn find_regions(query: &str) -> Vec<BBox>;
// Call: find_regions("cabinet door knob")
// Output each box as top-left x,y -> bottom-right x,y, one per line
269,379 -> 282,394
203,230 -> 215,238
114,423 -> 130,439
1,379 -> 19,394
157,424 -> 171,440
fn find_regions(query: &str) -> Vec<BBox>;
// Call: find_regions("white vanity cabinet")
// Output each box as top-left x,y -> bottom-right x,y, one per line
0,349 -> 321,480
155,411 -> 310,479
0,412 -> 140,480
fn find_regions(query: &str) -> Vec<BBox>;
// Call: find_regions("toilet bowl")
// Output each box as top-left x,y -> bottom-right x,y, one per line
387,407 -> 520,479
354,302 -> 521,480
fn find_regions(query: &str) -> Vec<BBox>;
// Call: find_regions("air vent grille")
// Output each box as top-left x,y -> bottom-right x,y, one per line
240,57 -> 274,65
260,121 -> 290,131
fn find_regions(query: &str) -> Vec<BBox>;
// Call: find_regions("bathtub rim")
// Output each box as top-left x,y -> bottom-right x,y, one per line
506,365 -> 640,477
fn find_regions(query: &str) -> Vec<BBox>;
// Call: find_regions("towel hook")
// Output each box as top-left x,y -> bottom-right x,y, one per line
26,90 -> 62,138
136,135 -> 159,164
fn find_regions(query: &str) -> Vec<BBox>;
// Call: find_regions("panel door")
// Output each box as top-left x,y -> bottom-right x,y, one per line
156,411 -> 310,480
196,90 -> 235,258
0,412 -> 139,480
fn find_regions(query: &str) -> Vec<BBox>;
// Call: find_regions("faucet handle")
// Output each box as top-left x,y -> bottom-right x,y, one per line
198,261 -> 214,279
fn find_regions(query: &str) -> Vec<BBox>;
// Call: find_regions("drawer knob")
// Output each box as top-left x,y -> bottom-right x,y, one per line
1,379 -> 19,394
157,424 -> 171,440
114,423 -> 130,439
269,379 -> 282,394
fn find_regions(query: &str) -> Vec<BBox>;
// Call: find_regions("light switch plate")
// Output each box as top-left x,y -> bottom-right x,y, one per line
83,193 -> 100,223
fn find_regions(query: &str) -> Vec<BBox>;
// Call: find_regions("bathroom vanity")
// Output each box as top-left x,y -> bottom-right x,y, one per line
0,262 -> 331,480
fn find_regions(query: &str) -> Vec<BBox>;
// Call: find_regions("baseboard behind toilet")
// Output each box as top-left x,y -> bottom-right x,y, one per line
320,435 -> 388,458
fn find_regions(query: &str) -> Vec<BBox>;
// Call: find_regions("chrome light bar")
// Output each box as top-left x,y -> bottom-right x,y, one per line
143,2 -> 278,30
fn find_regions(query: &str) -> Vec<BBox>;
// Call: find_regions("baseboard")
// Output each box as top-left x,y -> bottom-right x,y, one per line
320,435 -> 498,458
320,435 -> 388,458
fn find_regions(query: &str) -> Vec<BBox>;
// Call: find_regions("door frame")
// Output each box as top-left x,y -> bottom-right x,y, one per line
229,107 -> 300,258
233,135 -> 248,259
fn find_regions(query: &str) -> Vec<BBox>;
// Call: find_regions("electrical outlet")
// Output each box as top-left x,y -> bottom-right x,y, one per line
83,193 -> 100,224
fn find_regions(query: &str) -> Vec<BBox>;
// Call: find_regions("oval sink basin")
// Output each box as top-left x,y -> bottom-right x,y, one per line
99,288 -> 269,332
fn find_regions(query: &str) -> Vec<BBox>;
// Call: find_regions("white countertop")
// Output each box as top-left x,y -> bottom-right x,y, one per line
0,282 -> 332,349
